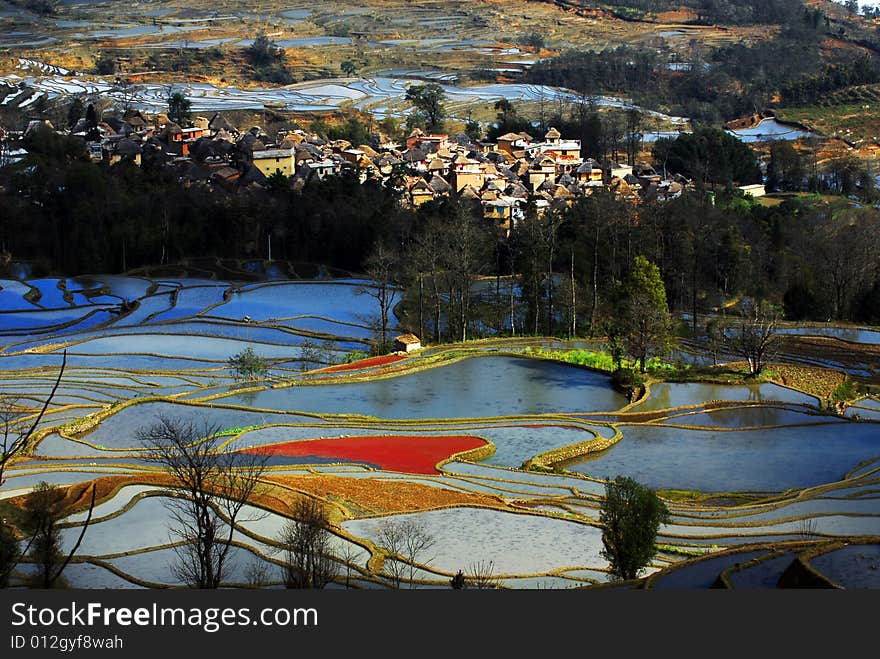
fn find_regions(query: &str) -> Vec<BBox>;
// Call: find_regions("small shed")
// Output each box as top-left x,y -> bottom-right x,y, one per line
738,183 -> 766,198
394,333 -> 421,353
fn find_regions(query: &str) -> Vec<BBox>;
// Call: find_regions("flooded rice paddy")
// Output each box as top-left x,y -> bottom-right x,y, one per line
1,270 -> 878,588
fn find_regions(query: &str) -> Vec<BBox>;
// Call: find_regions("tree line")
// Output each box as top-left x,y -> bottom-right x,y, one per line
2,125 -> 879,330
388,189 -> 880,352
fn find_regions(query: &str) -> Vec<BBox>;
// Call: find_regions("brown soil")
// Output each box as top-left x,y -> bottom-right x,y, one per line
654,9 -> 699,23
777,336 -> 880,387
6,469 -> 506,525
263,473 -> 506,516
770,362 -> 848,400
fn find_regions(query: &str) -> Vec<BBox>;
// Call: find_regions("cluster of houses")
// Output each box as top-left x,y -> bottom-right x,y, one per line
1,110 -> 694,230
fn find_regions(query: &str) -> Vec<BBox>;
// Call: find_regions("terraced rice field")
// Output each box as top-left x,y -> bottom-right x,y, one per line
2,267 -> 879,588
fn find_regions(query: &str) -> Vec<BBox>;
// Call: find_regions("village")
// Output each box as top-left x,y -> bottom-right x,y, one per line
0,106 -> 706,233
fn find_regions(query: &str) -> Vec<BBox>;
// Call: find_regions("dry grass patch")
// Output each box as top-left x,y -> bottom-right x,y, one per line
263,473 -> 506,516
770,364 -> 847,401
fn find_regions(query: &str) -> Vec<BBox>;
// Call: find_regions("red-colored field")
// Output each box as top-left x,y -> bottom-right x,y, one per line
244,435 -> 486,474
320,354 -> 406,373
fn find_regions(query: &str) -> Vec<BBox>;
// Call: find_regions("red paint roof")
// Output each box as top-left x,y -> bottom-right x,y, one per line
319,354 -> 406,373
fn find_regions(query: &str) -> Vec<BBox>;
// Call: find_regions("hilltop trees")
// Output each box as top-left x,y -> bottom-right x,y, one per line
487,99 -> 533,141
15,0 -> 59,16
246,34 -> 293,84
519,32 -> 545,53
95,56 -> 116,75
340,60 -> 357,76
248,34 -> 282,66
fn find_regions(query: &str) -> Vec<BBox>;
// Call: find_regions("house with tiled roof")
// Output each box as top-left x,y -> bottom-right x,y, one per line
252,148 -> 296,177
528,155 -> 557,191
407,177 -> 436,206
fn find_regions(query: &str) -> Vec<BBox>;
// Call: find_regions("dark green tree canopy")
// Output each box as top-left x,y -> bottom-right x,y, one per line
766,140 -> 805,192
619,255 -> 673,372
654,127 -> 761,188
247,34 -> 284,66
404,83 -> 446,133
246,34 -> 293,84
228,347 -> 269,381
167,91 -> 192,127
600,476 -> 670,581
340,60 -> 357,76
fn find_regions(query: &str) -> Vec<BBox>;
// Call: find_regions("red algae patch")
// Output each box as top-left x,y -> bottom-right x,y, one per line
319,354 -> 406,373
244,435 -> 487,474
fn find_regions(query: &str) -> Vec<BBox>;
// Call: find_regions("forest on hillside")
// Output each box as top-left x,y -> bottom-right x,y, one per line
526,12 -> 880,123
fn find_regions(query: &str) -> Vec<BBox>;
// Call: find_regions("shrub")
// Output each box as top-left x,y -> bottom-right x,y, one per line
830,379 -> 859,406
343,351 -> 370,364
228,347 -> 269,381
600,476 -> 670,581
612,367 -> 645,389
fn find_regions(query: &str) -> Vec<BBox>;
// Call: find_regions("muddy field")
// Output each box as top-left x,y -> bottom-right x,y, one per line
0,0 -> 770,83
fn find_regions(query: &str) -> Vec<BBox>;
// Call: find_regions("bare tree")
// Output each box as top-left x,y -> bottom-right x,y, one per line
723,300 -> 780,377
1,353 -> 78,589
112,77 -> 139,114
244,558 -> 272,588
409,213 -> 447,344
798,517 -> 818,539
539,207 -> 565,336
377,518 -> 434,589
704,318 -> 725,366
0,523 -> 18,588
1,351 -> 66,487
443,199 -> 492,342
138,415 -> 268,589
358,240 -> 401,353
277,497 -> 338,589
340,544 -> 360,589
467,559 -> 500,589
0,398 -> 26,488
